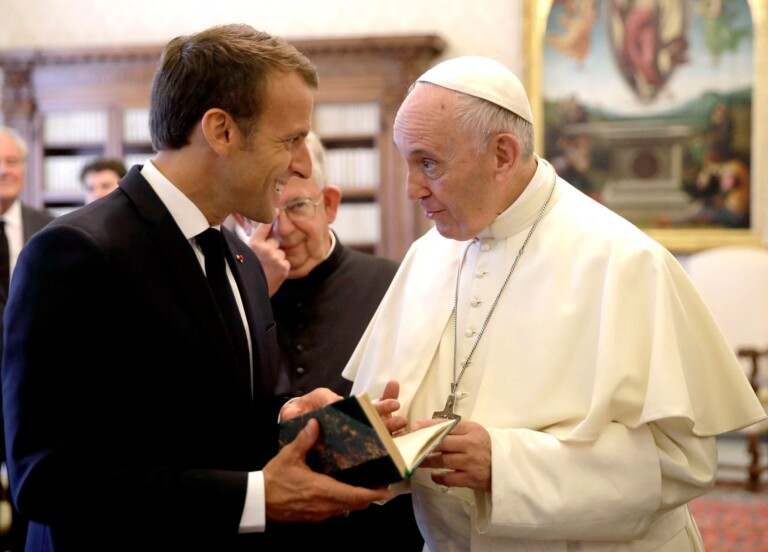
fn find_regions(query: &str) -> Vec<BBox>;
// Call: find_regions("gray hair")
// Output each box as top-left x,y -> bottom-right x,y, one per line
410,82 -> 534,159
305,130 -> 327,188
0,126 -> 28,160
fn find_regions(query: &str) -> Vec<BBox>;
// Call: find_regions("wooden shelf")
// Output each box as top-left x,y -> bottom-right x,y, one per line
43,145 -> 104,154
44,191 -> 85,205
339,190 -> 377,201
320,136 -> 376,147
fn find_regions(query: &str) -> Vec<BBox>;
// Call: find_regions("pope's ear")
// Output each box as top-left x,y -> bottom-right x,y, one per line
322,184 -> 342,224
493,133 -> 521,181
200,108 -> 237,156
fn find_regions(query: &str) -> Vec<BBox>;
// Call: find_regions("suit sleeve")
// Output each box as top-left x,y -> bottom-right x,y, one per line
1,223 -> 250,545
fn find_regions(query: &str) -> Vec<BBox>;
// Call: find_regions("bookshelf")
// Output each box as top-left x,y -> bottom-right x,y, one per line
313,102 -> 381,252
0,35 -> 445,262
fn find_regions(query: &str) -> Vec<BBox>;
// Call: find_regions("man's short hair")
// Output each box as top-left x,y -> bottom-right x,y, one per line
305,131 -> 327,188
149,24 -> 318,151
79,158 -> 128,183
0,126 -> 29,160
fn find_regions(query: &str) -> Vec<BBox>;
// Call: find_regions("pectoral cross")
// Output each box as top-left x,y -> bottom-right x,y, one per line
432,383 -> 462,420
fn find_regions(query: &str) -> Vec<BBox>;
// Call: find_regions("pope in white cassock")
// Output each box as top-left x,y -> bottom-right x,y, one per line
342,56 -> 766,552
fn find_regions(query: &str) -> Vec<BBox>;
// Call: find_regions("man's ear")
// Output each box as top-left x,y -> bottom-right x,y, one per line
200,108 -> 237,156
493,133 -> 521,182
322,184 -> 343,224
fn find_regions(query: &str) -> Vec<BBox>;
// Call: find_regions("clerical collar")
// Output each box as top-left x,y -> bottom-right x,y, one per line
324,228 -> 336,261
478,156 -> 560,241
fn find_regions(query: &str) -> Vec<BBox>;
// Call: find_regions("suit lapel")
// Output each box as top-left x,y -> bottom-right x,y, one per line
222,227 -> 276,397
120,167 -> 253,403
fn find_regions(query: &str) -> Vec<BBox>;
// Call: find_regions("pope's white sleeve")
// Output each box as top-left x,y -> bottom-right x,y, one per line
474,418 -> 716,541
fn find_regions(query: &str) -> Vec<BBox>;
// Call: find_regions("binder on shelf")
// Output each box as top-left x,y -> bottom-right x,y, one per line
44,155 -> 91,192
44,111 -> 107,145
326,148 -> 379,191
333,203 -> 380,245
313,102 -> 380,137
122,108 -> 152,143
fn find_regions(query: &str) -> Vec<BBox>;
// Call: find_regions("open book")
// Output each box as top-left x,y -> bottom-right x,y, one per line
278,393 -> 458,488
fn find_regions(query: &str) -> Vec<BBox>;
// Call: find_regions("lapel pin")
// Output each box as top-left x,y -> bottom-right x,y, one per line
236,254 -> 244,263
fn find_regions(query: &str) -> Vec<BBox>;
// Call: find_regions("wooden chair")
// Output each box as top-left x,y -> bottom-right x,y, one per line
685,245 -> 768,492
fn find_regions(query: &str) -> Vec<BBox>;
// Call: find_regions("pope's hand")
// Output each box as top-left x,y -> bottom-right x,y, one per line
374,380 -> 407,435
411,419 -> 492,492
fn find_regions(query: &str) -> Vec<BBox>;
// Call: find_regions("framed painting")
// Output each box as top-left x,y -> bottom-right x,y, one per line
525,0 -> 767,253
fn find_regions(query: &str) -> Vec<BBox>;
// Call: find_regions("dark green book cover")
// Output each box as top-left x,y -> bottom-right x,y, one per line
278,394 -> 404,488
279,394 -> 458,488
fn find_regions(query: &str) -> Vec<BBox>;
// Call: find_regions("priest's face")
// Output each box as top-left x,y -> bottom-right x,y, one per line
271,174 -> 340,279
394,83 -> 501,241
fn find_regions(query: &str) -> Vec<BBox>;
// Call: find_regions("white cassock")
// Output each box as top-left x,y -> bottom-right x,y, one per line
343,158 -> 766,552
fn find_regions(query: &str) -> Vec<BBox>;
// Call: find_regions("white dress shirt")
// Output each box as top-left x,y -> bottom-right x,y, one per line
140,160 -> 265,533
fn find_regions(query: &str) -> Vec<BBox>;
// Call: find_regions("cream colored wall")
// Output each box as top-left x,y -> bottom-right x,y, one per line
0,0 -> 525,71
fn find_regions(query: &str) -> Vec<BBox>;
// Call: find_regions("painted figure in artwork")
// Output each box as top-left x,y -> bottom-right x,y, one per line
609,0 -> 690,103
547,0 -> 598,65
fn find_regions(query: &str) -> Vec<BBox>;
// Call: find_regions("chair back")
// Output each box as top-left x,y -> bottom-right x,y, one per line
685,245 -> 768,490
686,246 -> 768,369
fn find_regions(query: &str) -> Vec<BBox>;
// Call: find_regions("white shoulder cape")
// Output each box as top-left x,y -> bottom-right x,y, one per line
344,178 -> 765,441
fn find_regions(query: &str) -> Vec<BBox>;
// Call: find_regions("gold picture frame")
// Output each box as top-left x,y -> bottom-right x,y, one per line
525,0 -> 766,253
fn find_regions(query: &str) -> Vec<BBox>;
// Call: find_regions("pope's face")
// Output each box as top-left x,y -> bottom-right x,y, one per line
394,84 -> 500,241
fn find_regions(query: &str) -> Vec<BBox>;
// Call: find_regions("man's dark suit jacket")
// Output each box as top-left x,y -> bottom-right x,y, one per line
0,202 -> 54,552
2,167 -> 283,551
0,203 -> 53,306
20,204 -> 54,247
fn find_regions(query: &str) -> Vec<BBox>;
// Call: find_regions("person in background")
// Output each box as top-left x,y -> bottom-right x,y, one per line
342,56 -> 766,551
1,25 -> 398,552
0,125 -> 54,552
232,130 -> 422,551
0,127 -> 54,302
79,158 -> 127,204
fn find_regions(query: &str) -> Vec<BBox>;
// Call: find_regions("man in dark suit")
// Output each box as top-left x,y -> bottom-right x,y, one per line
1,25 -> 394,552
0,125 -> 54,552
0,126 -> 54,301
233,131 -> 422,550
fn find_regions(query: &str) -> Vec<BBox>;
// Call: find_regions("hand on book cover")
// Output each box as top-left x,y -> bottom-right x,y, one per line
263,417 -> 395,522
278,393 -> 458,488
280,387 -> 343,421
409,419 -> 492,492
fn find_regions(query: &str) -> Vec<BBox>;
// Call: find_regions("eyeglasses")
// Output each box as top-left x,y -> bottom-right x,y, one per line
276,194 -> 323,222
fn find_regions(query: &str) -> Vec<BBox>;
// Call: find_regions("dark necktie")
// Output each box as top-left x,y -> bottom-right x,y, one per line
196,228 -> 251,382
0,220 -> 10,299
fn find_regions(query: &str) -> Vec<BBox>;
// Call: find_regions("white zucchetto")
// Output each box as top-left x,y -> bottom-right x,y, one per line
417,56 -> 533,124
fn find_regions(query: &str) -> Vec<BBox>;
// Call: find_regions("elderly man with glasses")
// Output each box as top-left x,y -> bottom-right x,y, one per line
231,130 -> 422,550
